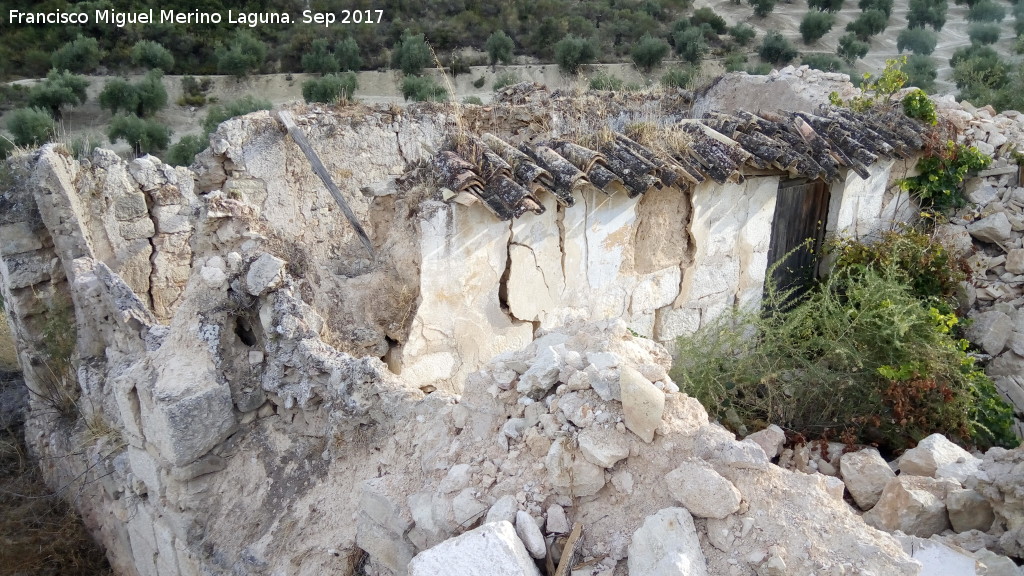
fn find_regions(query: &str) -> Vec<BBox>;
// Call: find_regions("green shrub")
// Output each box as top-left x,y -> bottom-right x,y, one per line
26,69 -> 89,119
302,39 -> 340,75
672,236 -> 1018,453
335,37 -> 363,72
492,71 -> 521,91
99,70 -> 167,118
860,0 -> 895,17
901,140 -> 991,209
462,96 -> 484,105
800,12 -> 836,44
968,23 -> 1002,44
554,35 -> 598,74
392,30 -> 432,76
725,52 -> 748,72
401,75 -> 447,101
6,107 -> 55,147
837,33 -> 870,62
802,53 -> 844,72
131,40 -> 174,72
897,27 -> 938,55
691,7 -> 728,33
751,0 -> 778,18
216,31 -> 267,77
662,66 -> 695,88
908,0 -> 948,30
51,35 -> 101,74
178,76 -> 212,107
809,0 -> 844,12
902,89 -> 937,124
759,31 -> 798,65
675,27 -> 708,64
632,34 -> 670,72
485,31 -> 515,67
968,1 -> 1006,22
730,23 -> 757,46
165,134 -> 206,166
108,114 -> 171,155
846,9 -> 890,40
905,54 -> 938,91
589,71 -> 624,91
747,62 -> 774,75
302,72 -> 357,103
472,76 -> 486,89
203,95 -> 273,133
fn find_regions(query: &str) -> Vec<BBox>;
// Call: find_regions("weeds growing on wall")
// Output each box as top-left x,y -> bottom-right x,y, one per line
672,232 -> 1019,454
900,140 -> 991,211
34,299 -> 79,418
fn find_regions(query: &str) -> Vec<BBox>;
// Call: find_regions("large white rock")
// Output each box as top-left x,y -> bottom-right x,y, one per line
627,508 -> 708,576
863,476 -> 956,537
665,461 -> 742,519
515,511 -> 546,559
517,345 -> 561,398
545,437 -> 606,497
897,535 -> 977,576
965,311 -> 1014,357
619,365 -> 665,443
408,521 -> 542,576
900,434 -> 979,478
1006,249 -> 1024,275
745,424 -> 785,459
578,426 -> 631,469
840,448 -> 896,511
967,212 -> 1012,244
245,253 -> 286,296
947,488 -> 995,533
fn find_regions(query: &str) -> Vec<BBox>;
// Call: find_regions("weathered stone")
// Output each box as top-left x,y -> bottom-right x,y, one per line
863,476 -> 955,537
840,448 -> 896,511
972,548 -> 1019,576
745,424 -> 785,459
114,193 -> 149,221
516,346 -> 561,398
408,521 -> 541,576
0,222 -> 42,256
933,224 -> 974,259
515,511 -> 546,559
965,311 -> 1014,357
452,488 -> 488,528
1006,249 -> 1024,275
578,426 -> 630,469
486,495 -> 519,526
968,212 -> 1012,244
968,184 -> 999,205
897,535 -> 977,576
245,253 -> 286,296
545,438 -> 605,497
546,504 -> 570,535
947,488 -> 995,533
900,433 -> 979,478
665,461 -> 742,519
439,463 -> 473,494
619,365 -> 665,443
627,508 -> 708,576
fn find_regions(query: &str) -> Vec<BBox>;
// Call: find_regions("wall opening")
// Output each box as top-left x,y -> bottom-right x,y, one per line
765,178 -> 831,298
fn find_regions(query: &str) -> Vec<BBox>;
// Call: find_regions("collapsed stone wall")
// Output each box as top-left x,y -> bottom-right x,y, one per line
0,87 -> 1020,576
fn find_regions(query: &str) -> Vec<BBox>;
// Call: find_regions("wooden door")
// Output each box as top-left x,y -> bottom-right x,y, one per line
765,179 -> 831,297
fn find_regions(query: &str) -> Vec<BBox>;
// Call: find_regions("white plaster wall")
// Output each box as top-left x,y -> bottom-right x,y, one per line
827,159 -> 901,241
653,177 -> 780,347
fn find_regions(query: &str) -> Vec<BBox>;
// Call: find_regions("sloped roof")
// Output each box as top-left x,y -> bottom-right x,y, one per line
435,102 -> 925,221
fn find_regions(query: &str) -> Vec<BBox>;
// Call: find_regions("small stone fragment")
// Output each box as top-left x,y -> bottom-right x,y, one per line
745,425 -> 785,459
627,508 -> 708,576
619,365 -> 665,443
840,449 -> 895,511
515,510 -> 546,559
665,461 -> 742,519
408,520 -> 542,576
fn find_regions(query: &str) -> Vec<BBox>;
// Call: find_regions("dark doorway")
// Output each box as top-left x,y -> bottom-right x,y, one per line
765,178 -> 831,298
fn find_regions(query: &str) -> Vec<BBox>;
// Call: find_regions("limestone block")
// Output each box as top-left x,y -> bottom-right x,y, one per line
546,437 -> 606,497
452,488 -> 488,528
151,205 -> 192,234
245,253 -> 286,296
936,456 -> 984,485
619,365 -> 665,443
627,508 -> 708,576
515,511 -> 545,559
947,488 -> 995,533
2,249 -> 57,289
361,476 -> 415,536
578,426 -> 630,469
630,267 -> 682,313
968,212 -> 1012,244
114,192 -> 149,221
357,512 -> 416,576
696,428 -> 770,479
745,424 -> 785,459
933,224 -> 975,259
1005,249 -> 1024,275
486,495 -> 519,526
145,384 -> 237,466
440,464 -> 473,494
966,311 -> 1014,356
516,345 -> 561,398
0,222 -> 42,256
119,218 -> 156,240
408,521 -> 541,576
840,448 -> 895,511
506,244 -> 557,323
665,461 -> 742,519
546,504 -> 570,535
972,549 -> 1019,576
900,434 -> 979,478
863,476 -> 955,537
897,535 -> 977,576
